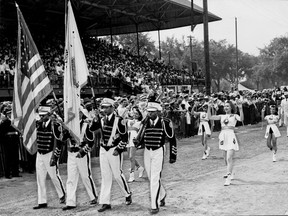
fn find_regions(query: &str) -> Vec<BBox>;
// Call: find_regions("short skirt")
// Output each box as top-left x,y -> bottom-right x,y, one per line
198,121 -> 211,136
218,129 -> 239,151
127,130 -> 138,148
265,124 -> 281,138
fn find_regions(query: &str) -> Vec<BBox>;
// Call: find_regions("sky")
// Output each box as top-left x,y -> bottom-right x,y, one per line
148,0 -> 288,56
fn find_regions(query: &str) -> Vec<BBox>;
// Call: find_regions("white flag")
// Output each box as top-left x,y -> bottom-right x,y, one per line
64,0 -> 89,144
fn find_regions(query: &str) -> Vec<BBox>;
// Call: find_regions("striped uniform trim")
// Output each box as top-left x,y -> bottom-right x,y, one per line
55,164 -> 66,197
119,153 -> 130,195
155,146 -> 165,209
86,153 -> 97,199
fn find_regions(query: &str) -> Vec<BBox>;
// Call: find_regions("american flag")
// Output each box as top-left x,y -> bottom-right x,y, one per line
11,4 -> 53,154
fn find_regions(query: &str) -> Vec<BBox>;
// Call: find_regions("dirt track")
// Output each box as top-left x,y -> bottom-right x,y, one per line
1,123 -> 288,216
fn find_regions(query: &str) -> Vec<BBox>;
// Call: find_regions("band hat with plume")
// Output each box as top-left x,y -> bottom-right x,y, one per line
147,102 -> 162,111
101,98 -> 115,106
38,106 -> 51,116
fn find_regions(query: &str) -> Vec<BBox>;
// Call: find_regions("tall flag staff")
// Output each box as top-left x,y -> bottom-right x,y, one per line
12,3 -> 53,154
63,0 -> 89,143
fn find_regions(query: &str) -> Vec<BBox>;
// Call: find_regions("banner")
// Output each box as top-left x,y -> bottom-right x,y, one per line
64,0 -> 89,143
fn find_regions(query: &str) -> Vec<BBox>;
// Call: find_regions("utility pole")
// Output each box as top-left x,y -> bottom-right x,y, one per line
190,0 -> 195,94
203,0 -> 211,95
188,35 -> 193,93
235,17 -> 239,90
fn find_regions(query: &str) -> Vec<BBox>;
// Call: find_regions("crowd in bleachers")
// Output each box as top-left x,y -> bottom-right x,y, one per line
0,35 -> 204,89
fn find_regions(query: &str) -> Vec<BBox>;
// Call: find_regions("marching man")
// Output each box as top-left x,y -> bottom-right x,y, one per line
33,105 -> 66,209
92,98 -> 132,213
62,107 -> 98,210
280,91 -> 288,136
134,101 -> 177,214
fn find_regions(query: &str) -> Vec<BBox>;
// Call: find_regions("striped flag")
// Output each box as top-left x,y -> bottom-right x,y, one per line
11,4 -> 53,155
63,0 -> 89,144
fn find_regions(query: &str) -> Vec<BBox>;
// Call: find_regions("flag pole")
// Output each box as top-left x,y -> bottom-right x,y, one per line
52,91 -> 64,119
88,75 -> 98,110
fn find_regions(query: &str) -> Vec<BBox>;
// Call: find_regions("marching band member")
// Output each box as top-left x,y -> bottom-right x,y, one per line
262,105 -> 281,162
208,100 -> 243,186
33,105 -> 66,209
191,102 -> 211,160
117,98 -> 129,118
62,106 -> 98,210
92,98 -> 132,213
126,107 -> 145,182
134,101 -> 177,214
280,91 -> 288,136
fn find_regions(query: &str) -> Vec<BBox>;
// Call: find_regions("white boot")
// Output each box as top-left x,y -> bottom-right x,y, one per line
128,172 -> 135,183
206,147 -> 211,157
224,173 -> 232,186
202,151 -> 207,160
273,152 -> 276,162
138,166 -> 145,178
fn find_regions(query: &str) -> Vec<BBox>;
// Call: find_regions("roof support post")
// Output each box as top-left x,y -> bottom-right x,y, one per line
136,23 -> 140,56
109,16 -> 113,48
158,29 -> 161,59
203,0 -> 211,96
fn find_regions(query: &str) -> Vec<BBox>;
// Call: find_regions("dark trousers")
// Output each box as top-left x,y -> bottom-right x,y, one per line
3,136 -> 20,177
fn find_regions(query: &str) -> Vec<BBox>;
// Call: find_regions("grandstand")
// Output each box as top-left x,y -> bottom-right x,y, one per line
0,0 -> 221,100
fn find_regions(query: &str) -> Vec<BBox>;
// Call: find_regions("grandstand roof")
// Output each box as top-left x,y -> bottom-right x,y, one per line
0,0 -> 221,36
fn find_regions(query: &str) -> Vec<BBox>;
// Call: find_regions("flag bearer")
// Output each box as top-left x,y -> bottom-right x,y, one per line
62,106 -> 98,210
33,105 -> 66,209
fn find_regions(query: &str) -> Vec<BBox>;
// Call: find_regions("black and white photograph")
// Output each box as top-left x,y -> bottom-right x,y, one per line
1,0 -> 288,215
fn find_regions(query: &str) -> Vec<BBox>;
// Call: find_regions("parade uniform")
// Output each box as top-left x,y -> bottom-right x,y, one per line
64,119 -> 98,208
127,119 -> 141,148
136,102 -> 177,211
197,112 -> 211,136
264,114 -> 281,138
280,95 -> 288,136
35,119 -> 65,206
218,114 -> 241,151
93,110 -> 131,206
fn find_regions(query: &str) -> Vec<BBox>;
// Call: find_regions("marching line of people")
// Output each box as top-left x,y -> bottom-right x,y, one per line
3,87 -> 288,214
21,96 -> 177,215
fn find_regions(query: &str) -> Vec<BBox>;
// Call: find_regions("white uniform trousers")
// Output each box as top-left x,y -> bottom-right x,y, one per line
284,114 -> 288,136
99,146 -> 131,204
144,146 -> 166,210
36,151 -> 65,204
66,152 -> 98,207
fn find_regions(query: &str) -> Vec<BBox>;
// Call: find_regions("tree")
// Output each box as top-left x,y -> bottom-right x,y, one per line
256,36 -> 288,88
160,36 -> 204,73
104,33 -> 157,59
209,40 -> 235,91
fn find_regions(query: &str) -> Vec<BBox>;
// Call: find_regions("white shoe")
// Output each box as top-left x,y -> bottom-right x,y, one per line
230,172 -> 235,180
138,166 -> 145,178
206,147 -> 211,157
224,174 -> 231,186
273,153 -> 276,162
224,172 -> 235,180
202,152 -> 207,160
128,172 -> 135,183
